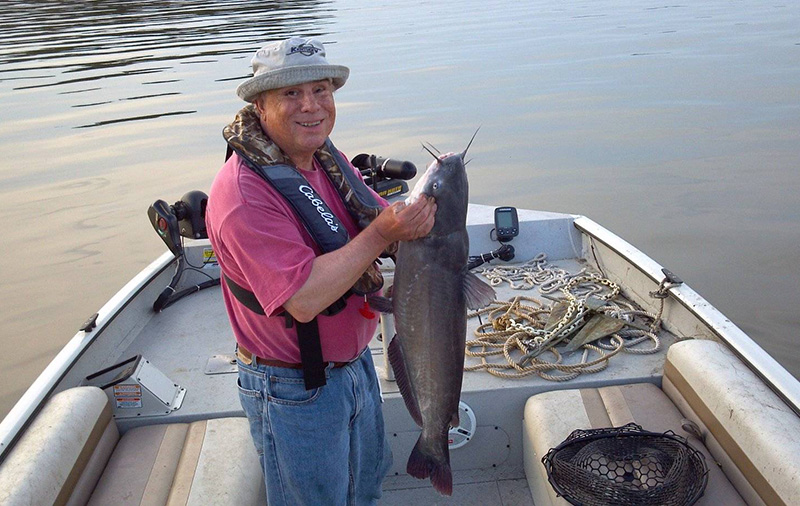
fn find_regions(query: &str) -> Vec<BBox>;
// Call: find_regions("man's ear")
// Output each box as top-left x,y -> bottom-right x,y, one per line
253,92 -> 270,116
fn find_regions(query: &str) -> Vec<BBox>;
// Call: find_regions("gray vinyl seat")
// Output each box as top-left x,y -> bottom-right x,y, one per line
0,386 -> 265,505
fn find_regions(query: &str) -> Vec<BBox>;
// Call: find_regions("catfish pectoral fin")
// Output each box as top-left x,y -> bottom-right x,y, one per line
449,411 -> 460,429
407,436 -> 453,496
388,337 -> 423,427
463,270 -> 496,310
365,294 -> 392,313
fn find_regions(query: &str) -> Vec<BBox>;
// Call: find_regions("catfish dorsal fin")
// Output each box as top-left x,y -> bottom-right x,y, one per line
463,270 -> 495,310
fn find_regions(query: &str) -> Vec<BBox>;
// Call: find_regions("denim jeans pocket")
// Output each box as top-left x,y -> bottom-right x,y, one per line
267,373 -> 323,406
237,376 -> 265,458
237,376 -> 262,400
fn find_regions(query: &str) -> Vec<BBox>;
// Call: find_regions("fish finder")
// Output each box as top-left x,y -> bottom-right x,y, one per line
494,206 -> 519,242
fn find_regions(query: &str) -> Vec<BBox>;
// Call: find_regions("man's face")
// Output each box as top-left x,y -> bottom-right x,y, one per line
256,79 -> 336,166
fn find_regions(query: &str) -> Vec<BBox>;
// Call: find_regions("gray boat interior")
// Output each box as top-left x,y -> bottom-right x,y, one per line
2,204 -> 799,505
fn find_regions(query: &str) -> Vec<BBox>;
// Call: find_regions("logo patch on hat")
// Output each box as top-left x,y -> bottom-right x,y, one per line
288,43 -> 322,57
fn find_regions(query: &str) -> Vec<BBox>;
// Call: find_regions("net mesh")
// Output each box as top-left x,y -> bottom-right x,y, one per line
542,423 -> 708,506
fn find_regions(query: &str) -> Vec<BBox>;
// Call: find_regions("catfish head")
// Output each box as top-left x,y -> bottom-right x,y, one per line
406,131 -> 478,237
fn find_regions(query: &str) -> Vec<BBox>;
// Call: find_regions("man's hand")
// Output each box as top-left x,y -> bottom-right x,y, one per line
283,195 -> 435,322
372,195 -> 436,243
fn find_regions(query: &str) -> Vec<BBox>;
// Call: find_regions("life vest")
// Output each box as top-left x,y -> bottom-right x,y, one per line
221,105 -> 395,389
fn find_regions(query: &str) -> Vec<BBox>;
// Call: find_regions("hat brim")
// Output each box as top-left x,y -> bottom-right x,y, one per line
236,64 -> 349,102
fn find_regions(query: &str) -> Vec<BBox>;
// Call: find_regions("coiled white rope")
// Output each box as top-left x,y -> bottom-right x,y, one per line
466,255 -> 662,381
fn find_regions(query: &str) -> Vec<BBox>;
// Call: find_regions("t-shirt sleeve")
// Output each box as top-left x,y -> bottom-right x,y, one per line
219,198 -> 316,318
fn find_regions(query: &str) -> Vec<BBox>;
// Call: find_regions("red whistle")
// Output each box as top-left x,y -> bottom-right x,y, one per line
359,299 -> 376,319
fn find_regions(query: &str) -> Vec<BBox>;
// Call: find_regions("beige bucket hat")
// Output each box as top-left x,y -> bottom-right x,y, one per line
236,37 -> 349,102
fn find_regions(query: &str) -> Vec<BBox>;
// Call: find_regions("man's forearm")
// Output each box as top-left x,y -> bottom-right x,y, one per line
282,226 -> 389,322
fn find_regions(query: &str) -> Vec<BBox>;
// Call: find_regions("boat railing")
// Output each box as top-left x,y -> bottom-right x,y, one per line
574,216 -> 800,418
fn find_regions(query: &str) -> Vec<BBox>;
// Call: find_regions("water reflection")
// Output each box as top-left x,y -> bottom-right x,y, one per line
0,0 -> 334,129
75,110 -> 197,129
0,0 -> 343,417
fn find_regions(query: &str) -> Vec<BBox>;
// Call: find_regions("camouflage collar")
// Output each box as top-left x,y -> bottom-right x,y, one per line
223,104 -> 292,167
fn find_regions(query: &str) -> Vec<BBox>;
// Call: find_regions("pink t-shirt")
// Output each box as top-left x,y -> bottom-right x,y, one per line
206,152 -> 387,363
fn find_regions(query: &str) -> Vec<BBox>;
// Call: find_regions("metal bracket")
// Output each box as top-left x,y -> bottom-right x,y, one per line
84,356 -> 186,419
204,354 -> 238,375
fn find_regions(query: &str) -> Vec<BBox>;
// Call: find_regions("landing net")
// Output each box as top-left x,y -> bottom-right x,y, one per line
542,423 -> 708,506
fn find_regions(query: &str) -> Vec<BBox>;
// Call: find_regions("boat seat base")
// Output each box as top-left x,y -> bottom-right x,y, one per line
88,416 -> 264,505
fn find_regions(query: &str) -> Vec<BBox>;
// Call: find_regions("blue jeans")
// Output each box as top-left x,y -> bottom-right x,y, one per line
237,348 -> 393,506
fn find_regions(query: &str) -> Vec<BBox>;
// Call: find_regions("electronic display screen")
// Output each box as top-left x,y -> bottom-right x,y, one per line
496,211 -> 514,228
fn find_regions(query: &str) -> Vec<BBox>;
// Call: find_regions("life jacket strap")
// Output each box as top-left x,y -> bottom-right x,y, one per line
223,273 -> 264,315
297,318 -> 326,390
223,273 -> 347,318
222,272 -> 344,390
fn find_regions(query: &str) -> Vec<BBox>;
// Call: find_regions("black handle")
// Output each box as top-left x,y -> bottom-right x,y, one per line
373,156 -> 417,180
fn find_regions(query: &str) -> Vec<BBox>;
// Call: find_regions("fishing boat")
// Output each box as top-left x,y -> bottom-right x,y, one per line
1,164 -> 798,506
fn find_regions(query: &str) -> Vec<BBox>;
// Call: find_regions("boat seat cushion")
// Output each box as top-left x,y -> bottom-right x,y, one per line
0,386 -> 120,506
664,339 -> 800,506
523,380 -> 744,505
88,416 -> 265,505
0,386 -> 265,506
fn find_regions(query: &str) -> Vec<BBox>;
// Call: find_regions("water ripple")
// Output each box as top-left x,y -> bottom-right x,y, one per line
0,0 -> 337,129
75,110 -> 197,129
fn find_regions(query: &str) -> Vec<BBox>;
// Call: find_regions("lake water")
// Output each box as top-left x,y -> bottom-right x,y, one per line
1,0 -> 798,419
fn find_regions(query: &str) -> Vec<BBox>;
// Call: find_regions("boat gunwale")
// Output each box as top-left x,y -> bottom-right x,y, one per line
574,215 -> 800,417
0,251 -> 176,464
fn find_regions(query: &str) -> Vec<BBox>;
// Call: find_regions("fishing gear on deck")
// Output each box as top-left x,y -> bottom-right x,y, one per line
466,255 -> 662,381
542,423 -> 708,506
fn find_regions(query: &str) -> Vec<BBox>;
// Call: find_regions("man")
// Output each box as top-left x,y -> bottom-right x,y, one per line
206,37 -> 436,505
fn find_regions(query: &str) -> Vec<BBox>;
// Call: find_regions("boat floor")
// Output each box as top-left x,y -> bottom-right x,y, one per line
111,257 -> 676,502
382,475 -> 534,505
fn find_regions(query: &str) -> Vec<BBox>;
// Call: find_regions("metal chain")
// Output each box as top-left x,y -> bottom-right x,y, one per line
478,253 -> 590,293
466,256 -> 661,381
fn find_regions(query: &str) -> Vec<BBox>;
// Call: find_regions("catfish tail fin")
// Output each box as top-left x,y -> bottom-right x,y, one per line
406,434 -> 453,496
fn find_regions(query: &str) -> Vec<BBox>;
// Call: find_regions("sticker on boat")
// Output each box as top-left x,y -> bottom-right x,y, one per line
113,384 -> 142,409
